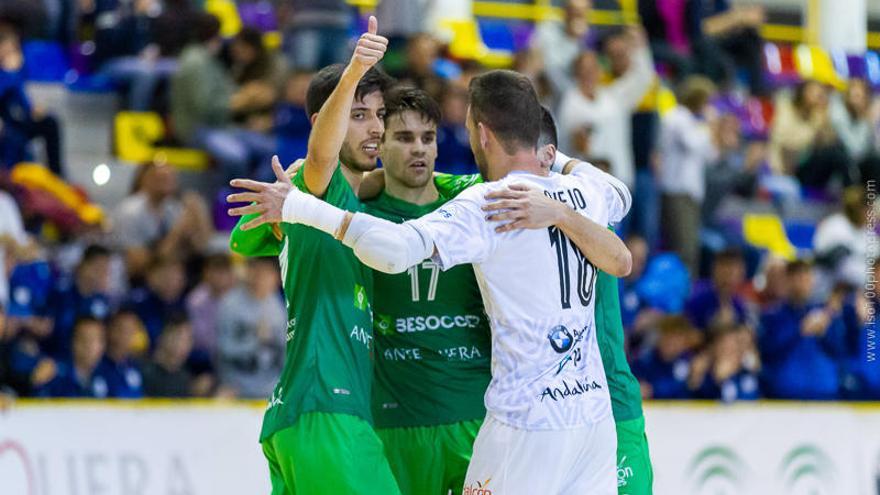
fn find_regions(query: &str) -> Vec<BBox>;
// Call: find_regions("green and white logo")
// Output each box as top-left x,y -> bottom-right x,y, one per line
687,445 -> 748,495
375,313 -> 394,336
353,284 -> 369,311
778,444 -> 836,494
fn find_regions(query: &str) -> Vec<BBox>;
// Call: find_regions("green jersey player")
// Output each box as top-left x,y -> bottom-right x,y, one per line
364,87 -> 491,494
228,17 -> 402,495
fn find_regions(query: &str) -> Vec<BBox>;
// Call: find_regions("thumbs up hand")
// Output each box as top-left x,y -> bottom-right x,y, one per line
349,16 -> 388,76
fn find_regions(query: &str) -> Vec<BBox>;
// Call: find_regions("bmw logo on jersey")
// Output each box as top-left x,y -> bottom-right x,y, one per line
547,325 -> 574,353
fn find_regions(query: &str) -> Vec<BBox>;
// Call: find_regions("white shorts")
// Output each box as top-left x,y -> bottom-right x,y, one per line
463,414 -> 617,495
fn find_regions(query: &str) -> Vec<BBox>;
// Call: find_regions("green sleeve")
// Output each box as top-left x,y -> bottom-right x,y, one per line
434,173 -> 482,198
229,213 -> 283,257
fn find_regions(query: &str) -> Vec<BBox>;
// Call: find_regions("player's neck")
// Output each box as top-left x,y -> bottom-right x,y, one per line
385,175 -> 439,205
339,162 -> 365,195
490,150 -> 546,180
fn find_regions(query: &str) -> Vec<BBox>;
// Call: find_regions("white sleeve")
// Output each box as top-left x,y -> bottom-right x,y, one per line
568,161 -> 632,224
407,187 -> 496,270
280,187 -> 433,274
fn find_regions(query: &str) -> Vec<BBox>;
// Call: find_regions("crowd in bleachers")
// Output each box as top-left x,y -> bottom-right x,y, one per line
0,0 -> 878,404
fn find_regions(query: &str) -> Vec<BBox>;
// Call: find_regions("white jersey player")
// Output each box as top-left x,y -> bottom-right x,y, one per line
228,70 -> 632,495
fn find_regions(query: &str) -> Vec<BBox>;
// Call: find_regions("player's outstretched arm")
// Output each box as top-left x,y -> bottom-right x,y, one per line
227,158 -> 433,274
483,184 -> 632,277
303,15 -> 388,197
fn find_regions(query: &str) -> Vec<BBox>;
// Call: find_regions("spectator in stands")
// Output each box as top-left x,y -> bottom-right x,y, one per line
3,298 -> 56,397
0,302 -> 18,402
228,27 -> 285,136
127,256 -> 187,347
702,113 -> 761,227
620,235 -> 662,351
658,76 -> 718,277
601,27 -> 662,248
280,0 -> 353,71
513,47 -> 556,109
632,315 -> 703,399
0,187 -> 27,307
274,69 -> 314,161
685,248 -> 751,333
558,27 -> 654,189
530,0 -> 593,94
99,309 -> 145,398
0,22 -> 64,175
689,323 -> 760,401
170,13 -> 276,181
435,82 -> 477,174
47,245 -> 112,359
814,186 -> 878,293
752,256 -> 789,310
759,260 -> 846,400
770,80 -> 852,192
92,0 -> 180,111
700,1 -> 767,95
397,33 -> 445,98
113,162 -> 214,280
840,289 -> 879,399
186,252 -> 236,358
831,78 -> 880,184
141,316 -> 194,397
216,257 -> 286,398
39,317 -> 111,398
639,0 -> 764,94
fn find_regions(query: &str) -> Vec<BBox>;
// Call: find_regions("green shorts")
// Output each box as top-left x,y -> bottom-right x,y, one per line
261,412 -> 401,495
616,416 -> 654,495
376,419 -> 482,495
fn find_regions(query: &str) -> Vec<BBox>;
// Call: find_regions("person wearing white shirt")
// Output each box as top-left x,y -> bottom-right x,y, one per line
657,76 -> 719,277
557,27 -> 654,188
228,70 -> 632,495
530,0 -> 593,94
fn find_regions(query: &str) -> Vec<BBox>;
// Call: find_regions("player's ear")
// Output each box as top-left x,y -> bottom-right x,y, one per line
539,144 -> 556,169
477,122 -> 490,150
309,113 -> 319,126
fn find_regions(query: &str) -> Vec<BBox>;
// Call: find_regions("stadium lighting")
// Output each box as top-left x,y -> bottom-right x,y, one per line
92,163 -> 111,186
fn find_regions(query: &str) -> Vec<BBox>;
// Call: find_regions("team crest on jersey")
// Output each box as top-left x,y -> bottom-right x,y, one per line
353,284 -> 369,311
374,314 -> 395,336
547,326 -> 574,353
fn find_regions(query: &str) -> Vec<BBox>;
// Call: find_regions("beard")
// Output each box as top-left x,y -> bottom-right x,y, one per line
340,141 -> 378,172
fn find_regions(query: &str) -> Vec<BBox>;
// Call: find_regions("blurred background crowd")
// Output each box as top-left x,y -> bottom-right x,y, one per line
0,0 -> 877,404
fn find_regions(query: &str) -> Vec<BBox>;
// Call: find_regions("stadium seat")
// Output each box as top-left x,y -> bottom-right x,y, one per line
783,220 -> 816,251
114,112 -> 209,171
794,44 -> 845,89
742,213 -> 797,260
763,42 -> 799,87
440,19 -> 513,68
22,41 -> 70,82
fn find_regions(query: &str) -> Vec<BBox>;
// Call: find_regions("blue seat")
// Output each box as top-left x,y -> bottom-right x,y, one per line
478,20 -> 516,53
22,41 -> 70,82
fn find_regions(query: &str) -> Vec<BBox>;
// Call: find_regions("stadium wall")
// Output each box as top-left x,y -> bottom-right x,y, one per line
1,401 -> 879,494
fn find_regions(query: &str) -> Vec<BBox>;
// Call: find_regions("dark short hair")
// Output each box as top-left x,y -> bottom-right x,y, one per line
203,253 -> 233,272
305,64 -> 395,118
191,12 -> 221,45
383,86 -> 441,127
538,106 -> 558,148
786,259 -> 813,275
81,244 -> 111,264
74,316 -> 105,332
713,247 -> 744,265
234,26 -> 264,52
597,26 -> 627,53
468,70 -> 542,154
